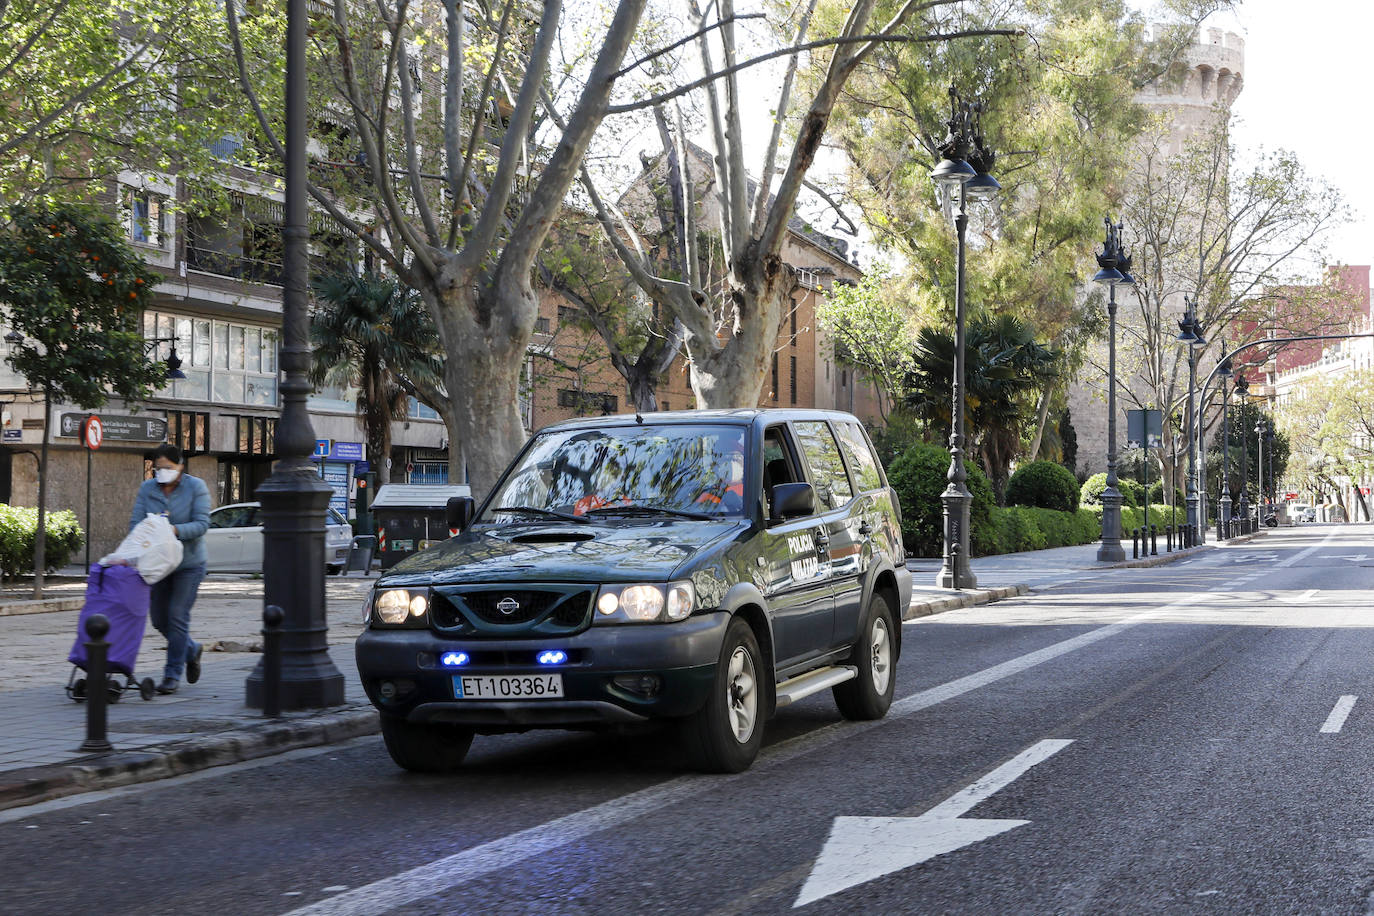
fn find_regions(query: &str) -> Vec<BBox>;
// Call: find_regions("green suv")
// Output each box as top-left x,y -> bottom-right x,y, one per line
355,409 -> 911,773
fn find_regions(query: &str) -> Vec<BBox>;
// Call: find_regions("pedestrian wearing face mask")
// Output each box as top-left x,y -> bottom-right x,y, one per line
129,443 -> 211,694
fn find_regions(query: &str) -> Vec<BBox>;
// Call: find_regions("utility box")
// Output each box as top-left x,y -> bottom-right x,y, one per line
371,484 -> 472,570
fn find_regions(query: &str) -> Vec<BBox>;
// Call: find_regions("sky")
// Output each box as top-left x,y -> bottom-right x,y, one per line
1175,2 -> 1372,272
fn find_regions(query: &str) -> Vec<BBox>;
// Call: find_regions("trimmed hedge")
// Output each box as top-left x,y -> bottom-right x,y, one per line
0,504 -> 84,578
887,442 -> 995,558
1147,480 -> 1185,507
1006,461 -> 1081,512
961,504 -> 1182,557
1081,472 -> 1143,508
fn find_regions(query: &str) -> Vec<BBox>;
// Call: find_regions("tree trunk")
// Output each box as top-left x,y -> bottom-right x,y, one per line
626,370 -> 659,413
32,389 -> 49,599
688,260 -> 790,408
1027,383 -> 1055,461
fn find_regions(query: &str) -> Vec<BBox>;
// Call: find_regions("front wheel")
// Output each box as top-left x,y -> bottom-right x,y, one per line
833,593 -> 896,720
680,617 -> 767,773
380,715 -> 475,773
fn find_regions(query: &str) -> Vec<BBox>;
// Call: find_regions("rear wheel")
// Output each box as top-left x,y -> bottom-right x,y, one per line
680,617 -> 766,773
834,593 -> 896,720
326,564 -> 343,576
380,715 -> 474,773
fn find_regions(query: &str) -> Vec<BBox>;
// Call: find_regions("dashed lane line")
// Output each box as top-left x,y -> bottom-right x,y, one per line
1321,696 -> 1358,734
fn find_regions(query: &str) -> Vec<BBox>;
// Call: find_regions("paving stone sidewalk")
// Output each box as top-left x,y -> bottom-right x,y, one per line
0,534 -> 1228,810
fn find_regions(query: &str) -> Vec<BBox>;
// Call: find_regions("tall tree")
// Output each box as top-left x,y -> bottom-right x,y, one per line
228,0 -> 654,494
0,203 -> 166,596
1275,372 -> 1369,520
814,269 -> 915,422
579,0 -> 1015,409
309,272 -> 446,477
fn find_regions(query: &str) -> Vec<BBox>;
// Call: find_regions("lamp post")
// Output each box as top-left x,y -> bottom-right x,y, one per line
245,0 -> 344,710
1175,296 -> 1206,545
1264,418 -> 1276,513
1216,351 -> 1233,538
1092,217 -> 1133,562
1234,373 -> 1249,530
931,85 -> 998,590
1255,416 -> 1266,521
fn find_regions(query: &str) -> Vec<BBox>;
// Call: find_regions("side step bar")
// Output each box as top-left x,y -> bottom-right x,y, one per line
775,665 -> 857,708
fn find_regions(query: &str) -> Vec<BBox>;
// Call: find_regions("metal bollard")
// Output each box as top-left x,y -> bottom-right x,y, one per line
261,605 -> 285,718
1166,525 -> 1172,552
1131,528 -> 1139,559
1150,524 -> 1158,556
80,614 -> 113,753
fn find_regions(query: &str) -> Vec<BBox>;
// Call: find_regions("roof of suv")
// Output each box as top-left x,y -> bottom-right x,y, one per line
539,407 -> 863,433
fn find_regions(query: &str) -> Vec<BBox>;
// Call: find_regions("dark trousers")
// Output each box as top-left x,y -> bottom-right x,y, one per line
149,564 -> 206,681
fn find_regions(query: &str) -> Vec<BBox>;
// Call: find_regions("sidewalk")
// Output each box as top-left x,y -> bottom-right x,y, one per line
0,535 -> 1228,811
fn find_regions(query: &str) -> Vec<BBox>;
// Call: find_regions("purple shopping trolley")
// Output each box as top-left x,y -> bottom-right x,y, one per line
66,563 -> 157,703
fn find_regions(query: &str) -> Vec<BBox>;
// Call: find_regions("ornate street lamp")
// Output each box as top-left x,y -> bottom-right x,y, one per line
1233,373 -> 1249,529
245,0 -> 344,709
1175,296 -> 1205,545
1091,217 -> 1133,562
931,86 -> 997,590
1216,350 -> 1233,538
1255,416 -> 1267,521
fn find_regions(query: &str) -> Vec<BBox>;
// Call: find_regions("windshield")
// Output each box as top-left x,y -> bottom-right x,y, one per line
482,424 -> 749,521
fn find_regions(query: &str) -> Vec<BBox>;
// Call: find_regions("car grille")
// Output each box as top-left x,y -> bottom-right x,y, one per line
430,586 -> 593,634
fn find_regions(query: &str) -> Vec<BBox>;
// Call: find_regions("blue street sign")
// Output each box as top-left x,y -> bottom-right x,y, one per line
313,439 -> 331,459
354,460 -> 370,474
333,441 -> 364,461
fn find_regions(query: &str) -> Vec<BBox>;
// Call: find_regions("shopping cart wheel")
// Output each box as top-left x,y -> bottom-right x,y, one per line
72,677 -> 87,703
139,678 -> 156,701
106,677 -> 123,703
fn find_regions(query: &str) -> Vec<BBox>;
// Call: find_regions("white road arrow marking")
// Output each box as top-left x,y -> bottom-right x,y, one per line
794,739 -> 1074,908
1321,696 -> 1357,733
1282,589 -> 1321,604
1231,553 -> 1279,564
1325,554 -> 1370,562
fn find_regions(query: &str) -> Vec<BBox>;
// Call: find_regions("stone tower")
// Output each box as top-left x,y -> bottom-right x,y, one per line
1066,27 -> 1245,478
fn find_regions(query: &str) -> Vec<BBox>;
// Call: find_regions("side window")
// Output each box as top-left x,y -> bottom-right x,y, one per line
836,421 -> 883,492
762,426 -> 801,516
210,506 -> 253,528
793,421 -> 853,511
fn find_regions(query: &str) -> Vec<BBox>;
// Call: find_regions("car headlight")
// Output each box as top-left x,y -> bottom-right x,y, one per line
595,581 -> 695,623
374,588 -> 428,626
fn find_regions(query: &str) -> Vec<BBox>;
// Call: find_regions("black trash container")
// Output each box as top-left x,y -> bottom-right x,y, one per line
370,484 -> 473,570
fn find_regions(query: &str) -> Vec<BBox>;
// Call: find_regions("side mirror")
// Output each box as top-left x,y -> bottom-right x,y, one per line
445,496 -> 475,533
770,482 -> 815,522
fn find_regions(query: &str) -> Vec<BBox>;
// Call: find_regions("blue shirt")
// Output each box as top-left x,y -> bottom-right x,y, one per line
129,474 -> 211,571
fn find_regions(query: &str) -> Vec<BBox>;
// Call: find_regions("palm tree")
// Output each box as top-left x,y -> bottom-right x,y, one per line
309,272 -> 446,478
905,314 -> 1059,498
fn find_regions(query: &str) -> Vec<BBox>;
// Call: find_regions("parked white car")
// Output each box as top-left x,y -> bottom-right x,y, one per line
204,501 -> 353,574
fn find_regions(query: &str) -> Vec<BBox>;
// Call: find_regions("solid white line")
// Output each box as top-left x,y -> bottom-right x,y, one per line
285,594 -> 1210,916
1321,695 -> 1357,734
1277,527 -> 1341,568
0,737 -> 378,826
925,739 -> 1075,819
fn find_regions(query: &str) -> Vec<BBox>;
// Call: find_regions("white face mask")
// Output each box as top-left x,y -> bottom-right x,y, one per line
155,467 -> 181,484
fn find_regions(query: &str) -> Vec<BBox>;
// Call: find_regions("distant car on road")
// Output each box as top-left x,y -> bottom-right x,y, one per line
355,409 -> 913,774
204,501 -> 353,574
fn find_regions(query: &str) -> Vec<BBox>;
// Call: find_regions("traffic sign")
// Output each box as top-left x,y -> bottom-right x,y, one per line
82,415 -> 103,451
1285,493 -> 1298,500
313,439 -> 331,459
1362,487 -> 1371,496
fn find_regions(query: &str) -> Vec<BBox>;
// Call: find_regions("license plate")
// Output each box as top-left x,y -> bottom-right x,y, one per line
453,674 -> 564,699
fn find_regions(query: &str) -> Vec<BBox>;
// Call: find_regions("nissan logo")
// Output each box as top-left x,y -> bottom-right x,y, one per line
496,597 -> 520,616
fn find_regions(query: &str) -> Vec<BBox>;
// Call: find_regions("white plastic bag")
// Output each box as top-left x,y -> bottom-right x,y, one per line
98,514 -> 183,584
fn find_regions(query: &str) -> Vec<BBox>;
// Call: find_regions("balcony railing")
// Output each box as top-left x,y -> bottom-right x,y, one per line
186,244 -> 283,286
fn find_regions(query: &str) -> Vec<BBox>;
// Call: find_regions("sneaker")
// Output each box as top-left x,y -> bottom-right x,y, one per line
186,644 -> 203,684
156,677 -> 179,695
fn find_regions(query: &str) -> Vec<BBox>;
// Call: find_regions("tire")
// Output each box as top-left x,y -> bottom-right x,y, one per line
379,715 -> 474,773
326,564 -> 343,576
139,678 -> 156,701
833,593 -> 896,720
72,677 -> 87,703
680,617 -> 766,773
106,677 -> 123,704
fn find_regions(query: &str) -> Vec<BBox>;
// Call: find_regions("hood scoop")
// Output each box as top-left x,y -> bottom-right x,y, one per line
508,530 -> 596,544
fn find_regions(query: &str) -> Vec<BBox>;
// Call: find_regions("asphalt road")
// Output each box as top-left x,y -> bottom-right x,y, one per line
4,523 -> 1374,915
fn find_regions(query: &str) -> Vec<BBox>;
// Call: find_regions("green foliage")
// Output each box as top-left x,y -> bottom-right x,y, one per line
1058,408 -> 1078,472
1006,461 -> 1081,512
1147,480 -> 1185,506
1082,472 -> 1142,508
0,203 -> 165,405
905,314 -> 1059,497
815,270 -> 914,419
0,505 -> 83,577
887,442 -> 994,557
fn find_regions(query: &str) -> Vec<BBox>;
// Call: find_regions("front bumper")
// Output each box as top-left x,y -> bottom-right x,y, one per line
355,611 -> 730,730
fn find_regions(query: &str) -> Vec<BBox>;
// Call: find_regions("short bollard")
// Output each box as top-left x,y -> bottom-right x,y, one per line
262,604 -> 285,718
1131,528 -> 1139,560
1150,524 -> 1158,556
1166,525 -> 1173,552
80,614 -> 113,753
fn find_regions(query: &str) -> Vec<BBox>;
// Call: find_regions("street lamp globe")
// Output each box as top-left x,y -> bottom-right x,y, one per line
931,157 -> 977,187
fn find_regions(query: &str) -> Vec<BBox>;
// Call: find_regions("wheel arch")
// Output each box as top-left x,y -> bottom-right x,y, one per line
720,582 -> 777,717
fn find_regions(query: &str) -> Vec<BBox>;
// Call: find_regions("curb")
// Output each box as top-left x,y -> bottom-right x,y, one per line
0,705 -> 379,813
905,584 -> 1030,620
1106,544 -> 1210,568
0,597 -> 84,617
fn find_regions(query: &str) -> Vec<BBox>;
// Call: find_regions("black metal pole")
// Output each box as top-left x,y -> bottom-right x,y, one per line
938,190 -> 976,590
245,0 -> 344,710
1098,282 -> 1125,561
84,444 -> 92,570
1219,370 -> 1231,538
79,614 -> 113,753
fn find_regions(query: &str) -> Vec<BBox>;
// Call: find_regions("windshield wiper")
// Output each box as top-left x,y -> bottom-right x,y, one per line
583,505 -> 716,521
489,505 -> 590,524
